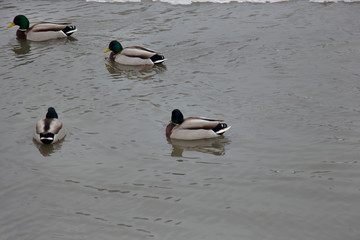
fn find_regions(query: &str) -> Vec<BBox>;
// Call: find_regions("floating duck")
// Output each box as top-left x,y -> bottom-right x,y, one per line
166,109 -> 231,140
104,40 -> 166,66
34,107 -> 66,144
8,15 -> 77,41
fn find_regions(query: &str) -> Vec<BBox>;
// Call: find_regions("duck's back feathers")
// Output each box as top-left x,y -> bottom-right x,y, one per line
31,22 -> 71,31
36,118 -> 63,134
178,117 -> 222,129
122,46 -> 158,58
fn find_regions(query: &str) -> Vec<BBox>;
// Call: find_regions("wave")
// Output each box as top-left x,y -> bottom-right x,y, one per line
86,0 -> 360,4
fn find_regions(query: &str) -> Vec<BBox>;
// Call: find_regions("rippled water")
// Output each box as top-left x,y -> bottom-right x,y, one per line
1,0 -> 360,239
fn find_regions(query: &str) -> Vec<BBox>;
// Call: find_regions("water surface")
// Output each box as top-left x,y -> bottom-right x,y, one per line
1,0 -> 360,239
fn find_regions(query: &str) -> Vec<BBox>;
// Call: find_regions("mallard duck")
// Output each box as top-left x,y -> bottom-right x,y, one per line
34,107 -> 66,144
8,15 -> 77,41
166,109 -> 231,140
104,40 -> 166,66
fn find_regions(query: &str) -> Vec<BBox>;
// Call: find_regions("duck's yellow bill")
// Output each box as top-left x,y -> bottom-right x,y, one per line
7,22 -> 15,28
104,48 -> 110,53
169,120 -> 172,123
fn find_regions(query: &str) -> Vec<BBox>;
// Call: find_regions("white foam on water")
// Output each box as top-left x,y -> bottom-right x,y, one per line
86,0 -> 288,5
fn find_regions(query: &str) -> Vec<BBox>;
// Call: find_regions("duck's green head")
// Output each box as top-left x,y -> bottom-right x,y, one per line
8,15 -> 30,30
171,109 -> 184,125
104,40 -> 123,54
46,107 -> 58,119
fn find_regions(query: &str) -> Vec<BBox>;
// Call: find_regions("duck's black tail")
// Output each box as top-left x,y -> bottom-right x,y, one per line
151,54 -> 166,64
40,133 -> 55,144
212,123 -> 228,134
62,26 -> 77,36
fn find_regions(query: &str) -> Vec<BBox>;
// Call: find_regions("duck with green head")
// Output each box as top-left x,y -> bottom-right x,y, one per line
8,15 -> 77,41
166,109 -> 231,140
104,40 -> 166,66
34,107 -> 66,144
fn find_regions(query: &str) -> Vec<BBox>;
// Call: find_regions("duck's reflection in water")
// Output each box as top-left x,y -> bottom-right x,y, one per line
11,39 -> 31,55
11,37 -> 77,56
105,61 -> 167,79
33,139 -> 63,157
167,137 -> 231,157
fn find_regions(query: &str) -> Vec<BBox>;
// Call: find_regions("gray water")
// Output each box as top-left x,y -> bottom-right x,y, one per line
1,0 -> 360,239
